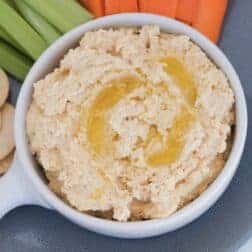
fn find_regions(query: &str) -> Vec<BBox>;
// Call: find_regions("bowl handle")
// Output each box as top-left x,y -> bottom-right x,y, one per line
0,154 -> 51,219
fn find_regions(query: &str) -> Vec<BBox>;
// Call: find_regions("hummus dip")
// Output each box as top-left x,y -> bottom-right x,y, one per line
26,25 -> 234,221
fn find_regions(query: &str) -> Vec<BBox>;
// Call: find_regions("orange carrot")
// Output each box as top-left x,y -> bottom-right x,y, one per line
138,0 -> 178,18
105,0 -> 138,15
176,0 -> 198,24
119,0 -> 138,12
79,0 -> 105,17
192,0 -> 228,43
105,0 -> 118,15
79,0 -> 88,6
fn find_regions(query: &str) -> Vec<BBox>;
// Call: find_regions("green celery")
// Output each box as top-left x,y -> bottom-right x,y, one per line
49,0 -> 93,26
0,27 -> 26,53
22,0 -> 93,33
0,0 -> 47,60
15,0 -> 61,45
2,0 -> 15,8
0,40 -> 33,81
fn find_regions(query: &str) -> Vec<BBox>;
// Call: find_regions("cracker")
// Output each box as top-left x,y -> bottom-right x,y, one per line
0,103 -> 15,160
0,151 -> 14,176
0,68 -> 10,108
0,110 -> 2,130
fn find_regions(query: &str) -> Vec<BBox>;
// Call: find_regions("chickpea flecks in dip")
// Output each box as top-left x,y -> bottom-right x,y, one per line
26,25 -> 234,221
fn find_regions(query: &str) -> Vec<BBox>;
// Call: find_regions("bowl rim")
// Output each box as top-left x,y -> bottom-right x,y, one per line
15,13 -> 248,239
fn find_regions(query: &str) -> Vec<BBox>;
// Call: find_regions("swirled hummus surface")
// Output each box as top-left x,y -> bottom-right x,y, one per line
26,25 -> 234,221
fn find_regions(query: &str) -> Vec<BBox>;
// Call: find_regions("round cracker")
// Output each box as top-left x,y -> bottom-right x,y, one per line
0,151 -> 14,176
0,68 -> 10,108
0,103 -> 15,160
0,109 -> 2,130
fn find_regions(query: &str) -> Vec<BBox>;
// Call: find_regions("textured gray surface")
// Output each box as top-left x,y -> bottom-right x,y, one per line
0,0 -> 251,251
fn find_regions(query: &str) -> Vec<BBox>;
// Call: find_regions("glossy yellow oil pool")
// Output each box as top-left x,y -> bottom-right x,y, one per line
146,108 -> 195,166
162,57 -> 197,105
86,76 -> 142,157
83,57 -> 197,167
145,58 -> 197,166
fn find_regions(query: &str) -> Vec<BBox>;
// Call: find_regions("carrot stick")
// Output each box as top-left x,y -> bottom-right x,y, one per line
176,0 -> 198,24
79,0 -> 88,4
192,0 -> 228,43
79,0 -> 105,17
138,0 -> 178,18
119,0 -> 138,12
104,0 -> 119,15
105,0 -> 138,15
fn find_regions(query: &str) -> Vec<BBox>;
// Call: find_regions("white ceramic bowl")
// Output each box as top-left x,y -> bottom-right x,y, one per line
0,14 -> 247,239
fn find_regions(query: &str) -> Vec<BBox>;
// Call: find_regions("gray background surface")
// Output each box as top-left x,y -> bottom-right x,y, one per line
0,0 -> 251,251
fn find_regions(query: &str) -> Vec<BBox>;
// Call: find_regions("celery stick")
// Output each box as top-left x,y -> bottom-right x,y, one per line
23,0 -> 93,33
22,0 -> 74,33
15,0 -> 61,45
0,2 -> 33,57
0,40 -> 33,81
0,0 -> 47,60
0,27 -> 26,53
49,0 -> 93,26
2,0 -> 15,8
